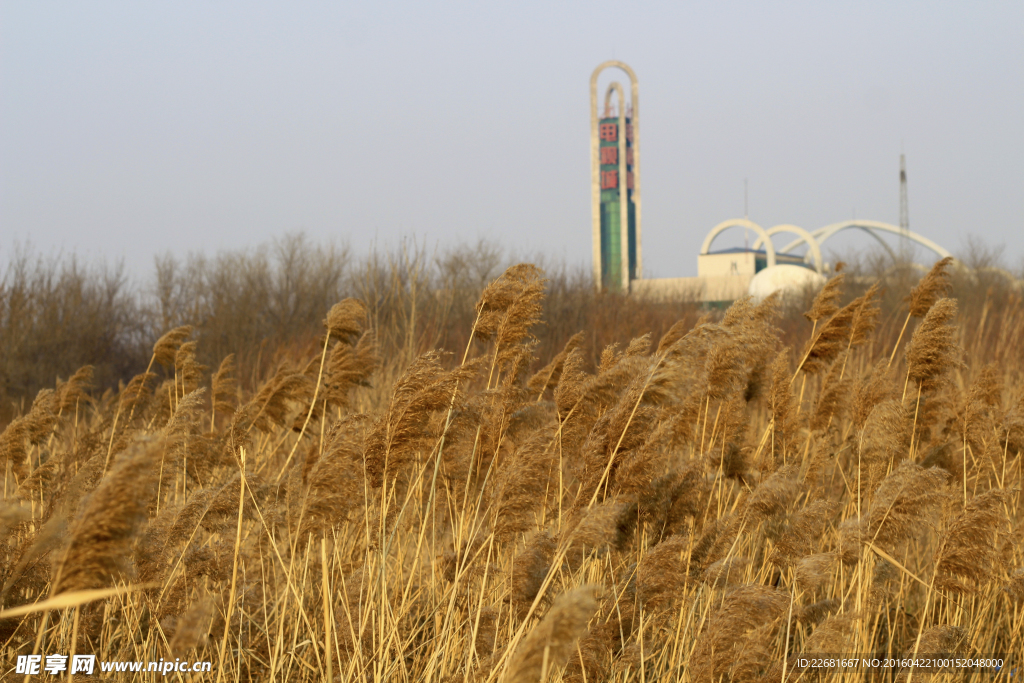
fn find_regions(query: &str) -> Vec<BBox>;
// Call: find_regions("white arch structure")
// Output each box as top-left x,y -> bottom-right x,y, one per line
701,218 -> 952,272
780,220 -> 952,262
701,219 -> 777,267
751,224 -> 824,274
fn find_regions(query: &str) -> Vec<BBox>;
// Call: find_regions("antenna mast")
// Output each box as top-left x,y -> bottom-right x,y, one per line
899,154 -> 909,234
743,178 -> 748,249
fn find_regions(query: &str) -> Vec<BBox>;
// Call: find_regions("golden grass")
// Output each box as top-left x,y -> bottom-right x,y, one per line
1,258 -> 1023,682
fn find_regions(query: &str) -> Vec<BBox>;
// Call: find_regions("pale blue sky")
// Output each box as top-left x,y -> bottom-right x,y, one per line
2,1 -> 1022,277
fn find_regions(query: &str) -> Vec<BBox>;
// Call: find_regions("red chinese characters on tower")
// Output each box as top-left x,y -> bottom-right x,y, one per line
601,171 -> 618,189
600,147 -> 618,165
599,123 -> 617,142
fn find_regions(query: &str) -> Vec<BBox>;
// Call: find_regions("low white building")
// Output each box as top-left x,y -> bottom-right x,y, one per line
628,218 -> 951,305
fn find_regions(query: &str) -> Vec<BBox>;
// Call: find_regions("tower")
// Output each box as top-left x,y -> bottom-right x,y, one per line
591,62 -> 641,291
899,154 -> 909,234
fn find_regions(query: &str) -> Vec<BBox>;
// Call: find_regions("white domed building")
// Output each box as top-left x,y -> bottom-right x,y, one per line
747,264 -> 827,303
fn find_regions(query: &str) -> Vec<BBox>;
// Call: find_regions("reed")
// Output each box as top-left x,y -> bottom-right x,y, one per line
0,252 -> 1021,682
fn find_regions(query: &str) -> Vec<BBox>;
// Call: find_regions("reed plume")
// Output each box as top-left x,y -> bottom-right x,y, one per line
690,584 -> 790,683
746,464 -> 801,521
57,364 -> 94,414
473,340 -> 536,476
837,517 -> 865,566
703,556 -> 749,588
852,359 -> 896,431
660,461 -> 711,535
719,619 -> 781,682
549,345 -> 588,414
508,530 -> 557,615
905,298 -> 962,389
1,515 -> 66,600
635,534 -> 688,609
299,415 -> 368,537
708,439 -> 753,485
850,282 -> 882,346
888,257 -> 956,367
0,388 -> 59,473
440,535 -> 490,583
489,426 -> 557,542
325,298 -> 368,343
55,438 -> 163,593
688,515 -> 743,577
811,352 -> 850,432
152,325 -> 194,369
231,363 -> 312,437
797,598 -> 839,625
900,625 -> 966,679
865,461 -> 948,554
656,318 -> 691,354
804,273 -> 844,324
857,399 -> 912,498
119,372 -> 158,418
574,370 -> 659,504
702,332 -> 747,401
324,330 -> 379,410
474,264 -> 545,389
363,351 -> 479,487
169,596 -> 214,656
868,558 -> 901,604
472,604 -> 500,657
770,500 -> 839,567
206,471 -> 268,536
527,331 -> 584,399
562,497 -> 636,562
952,363 -> 1002,466
505,585 -> 599,683
168,488 -> 217,547
802,611 -> 860,653
165,387 -> 206,440
0,500 -> 31,538
473,264 -> 545,341
1006,567 -> 1024,603
174,341 -> 207,396
909,257 -> 955,318
562,611 -> 631,683
797,295 -> 857,375
552,347 -> 602,463
914,624 -> 967,655
210,354 -> 237,419
793,553 -> 836,592
615,417 -> 681,500
133,502 -> 175,585
767,349 -> 797,463
934,489 -> 1007,593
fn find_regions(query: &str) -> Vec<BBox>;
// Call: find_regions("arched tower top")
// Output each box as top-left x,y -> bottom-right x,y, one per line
604,82 -> 625,116
590,61 -> 639,87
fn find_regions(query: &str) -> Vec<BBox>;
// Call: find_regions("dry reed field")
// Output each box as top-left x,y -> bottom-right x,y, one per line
3,256 -> 1024,682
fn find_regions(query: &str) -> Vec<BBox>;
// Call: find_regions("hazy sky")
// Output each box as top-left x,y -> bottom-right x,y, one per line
2,1 -> 1022,278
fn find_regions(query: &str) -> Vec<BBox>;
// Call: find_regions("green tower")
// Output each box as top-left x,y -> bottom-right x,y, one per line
591,62 -> 642,292
598,116 -> 637,290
